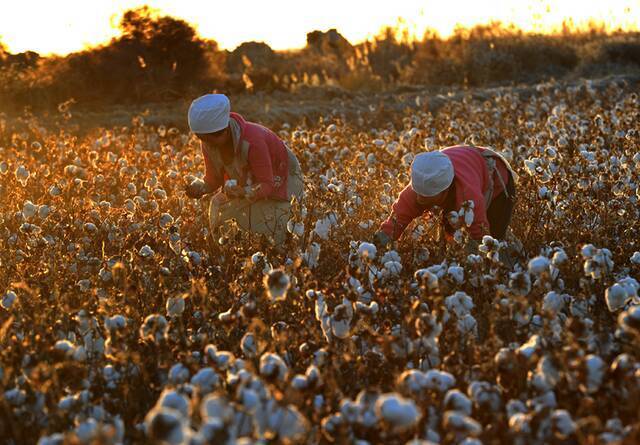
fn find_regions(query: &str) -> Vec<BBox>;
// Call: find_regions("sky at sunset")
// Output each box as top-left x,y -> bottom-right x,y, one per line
0,0 -> 638,56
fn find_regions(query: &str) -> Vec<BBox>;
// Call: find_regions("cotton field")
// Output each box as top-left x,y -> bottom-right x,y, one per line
1,78 -> 640,444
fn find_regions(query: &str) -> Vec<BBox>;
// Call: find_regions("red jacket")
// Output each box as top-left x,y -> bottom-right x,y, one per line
201,112 -> 290,200
380,146 -> 510,240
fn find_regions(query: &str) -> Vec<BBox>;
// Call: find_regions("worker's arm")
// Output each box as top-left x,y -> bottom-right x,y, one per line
246,139 -> 276,200
380,184 -> 428,240
201,144 -> 222,193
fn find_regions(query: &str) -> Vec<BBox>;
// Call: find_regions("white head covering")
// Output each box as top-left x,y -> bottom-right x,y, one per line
410,151 -> 454,197
188,94 -> 230,133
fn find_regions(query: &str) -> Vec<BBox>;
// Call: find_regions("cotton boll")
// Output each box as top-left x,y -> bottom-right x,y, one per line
551,409 -> 575,439
414,269 -> 439,290
272,405 -> 310,442
287,220 -> 304,237
457,314 -> 478,336
445,292 -> 474,317
259,353 -> 288,381
1,290 -> 17,310
200,394 -> 234,424
240,332 -> 258,358
104,314 -> 126,332
166,295 -> 186,317
605,284 -> 632,312
157,389 -> 190,418
375,393 -> 421,431
383,261 -> 403,276
190,368 -> 220,394
542,291 -> 565,315
631,251 -> 640,264
447,266 -> 464,284
22,201 -> 38,220
313,218 -> 331,240
264,269 -> 290,302
424,369 -> 456,393
168,364 -> 190,385
584,354 -> 606,393
442,411 -> 482,436
139,245 -> 155,258
159,213 -> 174,229
528,256 -> 550,275
357,242 -> 377,260
139,314 -> 169,344
15,165 -> 30,186
144,407 -> 187,444
468,381 -> 502,411
54,340 -> 76,357
443,390 -> 472,416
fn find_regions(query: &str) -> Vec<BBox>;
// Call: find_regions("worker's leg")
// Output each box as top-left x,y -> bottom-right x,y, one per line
210,197 -> 291,244
486,175 -> 516,239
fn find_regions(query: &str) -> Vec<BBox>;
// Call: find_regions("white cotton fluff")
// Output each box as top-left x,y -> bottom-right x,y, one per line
139,245 -> 155,258
551,409 -> 576,439
144,407 -> 187,444
445,292 -> 474,317
552,249 -> 568,266
605,284 -> 632,312
313,216 -> 335,240
442,411 -> 482,436
1,291 -> 17,310
200,395 -> 234,423
54,340 -> 76,357
528,256 -> 551,275
631,251 -> 640,265
287,220 -> 304,237
159,213 -> 174,229
240,332 -> 258,358
542,291 -> 566,315
157,390 -> 190,418
444,390 -> 473,416
375,393 -> 421,431
168,364 -> 190,385
357,242 -> 377,260
618,304 -> 640,339
424,369 -> 456,393
269,405 -> 310,442
166,295 -> 186,317
447,266 -> 465,284
259,353 -> 288,381
190,368 -> 220,394
414,269 -> 439,290
585,354 -> 606,393
457,314 -> 478,336
104,315 -> 126,332
22,201 -> 38,220
264,269 -> 290,302
15,165 -> 30,186
468,381 -> 502,411
518,334 -> 543,360
383,261 -> 403,276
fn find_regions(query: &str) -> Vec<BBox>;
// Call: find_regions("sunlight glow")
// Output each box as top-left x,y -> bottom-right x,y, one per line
0,0 -> 638,56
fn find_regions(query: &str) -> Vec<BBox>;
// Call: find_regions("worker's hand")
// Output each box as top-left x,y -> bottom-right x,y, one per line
211,191 -> 229,206
185,179 -> 209,199
224,184 -> 245,198
373,231 -> 392,249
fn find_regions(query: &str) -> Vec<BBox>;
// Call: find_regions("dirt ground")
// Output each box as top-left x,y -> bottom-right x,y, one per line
6,73 -> 640,134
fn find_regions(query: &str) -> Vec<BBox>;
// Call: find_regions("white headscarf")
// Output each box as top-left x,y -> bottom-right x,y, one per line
410,151 -> 454,197
188,94 -> 230,133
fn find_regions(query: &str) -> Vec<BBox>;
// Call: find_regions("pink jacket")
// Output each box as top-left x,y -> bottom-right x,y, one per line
380,146 -> 510,240
201,112 -> 290,200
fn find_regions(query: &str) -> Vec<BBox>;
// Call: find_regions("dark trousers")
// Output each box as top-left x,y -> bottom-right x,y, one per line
487,173 -> 516,239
